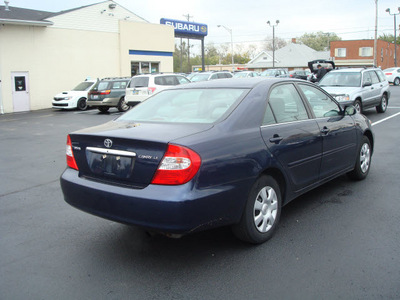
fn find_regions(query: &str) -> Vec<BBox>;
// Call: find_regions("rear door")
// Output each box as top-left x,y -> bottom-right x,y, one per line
260,83 -> 322,192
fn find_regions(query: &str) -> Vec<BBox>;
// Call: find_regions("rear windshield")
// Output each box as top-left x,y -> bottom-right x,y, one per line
72,82 -> 94,91
319,72 -> 361,87
117,88 -> 249,124
129,77 -> 149,88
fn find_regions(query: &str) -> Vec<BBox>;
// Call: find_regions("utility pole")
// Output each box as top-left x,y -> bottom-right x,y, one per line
267,20 -> 279,68
374,0 -> 378,67
183,13 -> 193,72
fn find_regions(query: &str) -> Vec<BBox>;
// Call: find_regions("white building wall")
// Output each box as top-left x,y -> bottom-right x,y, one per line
0,2 -> 174,114
119,21 -> 174,75
47,1 -> 148,33
0,25 -> 121,113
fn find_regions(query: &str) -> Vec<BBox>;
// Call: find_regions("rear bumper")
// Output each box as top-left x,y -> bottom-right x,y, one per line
87,97 -> 119,107
60,168 -> 240,234
125,95 -> 149,105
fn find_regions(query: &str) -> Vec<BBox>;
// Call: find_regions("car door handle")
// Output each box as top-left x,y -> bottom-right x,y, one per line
321,127 -> 330,135
269,135 -> 283,144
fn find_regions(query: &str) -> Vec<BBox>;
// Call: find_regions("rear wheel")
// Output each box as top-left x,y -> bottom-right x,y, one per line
117,97 -> 130,112
232,175 -> 282,244
354,99 -> 362,114
98,107 -> 109,113
76,98 -> 87,111
394,77 -> 400,86
376,94 -> 388,113
348,136 -> 371,180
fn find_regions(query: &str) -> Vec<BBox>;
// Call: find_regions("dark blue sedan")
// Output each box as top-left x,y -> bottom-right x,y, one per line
61,78 -> 374,244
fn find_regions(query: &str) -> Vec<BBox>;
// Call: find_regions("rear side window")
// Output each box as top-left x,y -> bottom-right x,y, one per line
262,104 -> 276,126
155,76 -> 178,86
112,81 -> 127,89
375,70 -> 386,82
129,77 -> 149,88
369,71 -> 380,84
268,84 -> 309,123
97,81 -> 110,90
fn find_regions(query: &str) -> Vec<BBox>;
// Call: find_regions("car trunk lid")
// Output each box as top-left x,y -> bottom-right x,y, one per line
68,121 -> 212,188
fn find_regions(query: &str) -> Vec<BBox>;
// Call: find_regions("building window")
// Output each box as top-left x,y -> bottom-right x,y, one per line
335,48 -> 346,57
359,47 -> 373,57
131,62 -> 160,76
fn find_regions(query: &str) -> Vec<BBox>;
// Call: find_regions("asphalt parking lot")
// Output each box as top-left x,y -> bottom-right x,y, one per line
1,88 -> 400,299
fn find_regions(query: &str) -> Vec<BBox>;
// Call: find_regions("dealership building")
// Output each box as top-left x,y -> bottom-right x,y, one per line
0,0 -> 175,114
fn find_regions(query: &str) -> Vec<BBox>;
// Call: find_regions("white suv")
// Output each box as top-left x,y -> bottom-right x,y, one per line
125,74 -> 190,106
52,79 -> 97,111
318,68 -> 390,114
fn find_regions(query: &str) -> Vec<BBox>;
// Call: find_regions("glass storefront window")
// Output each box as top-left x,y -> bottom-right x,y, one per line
131,62 -> 160,76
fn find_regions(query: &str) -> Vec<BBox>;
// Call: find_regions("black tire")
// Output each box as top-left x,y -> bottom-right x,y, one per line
232,175 -> 282,244
348,136 -> 372,181
98,107 -> 109,113
394,77 -> 400,86
76,98 -> 88,111
376,94 -> 388,113
354,99 -> 362,114
117,97 -> 129,112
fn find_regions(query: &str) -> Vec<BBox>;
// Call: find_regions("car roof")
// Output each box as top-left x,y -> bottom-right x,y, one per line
330,68 -> 381,74
171,77 -> 300,90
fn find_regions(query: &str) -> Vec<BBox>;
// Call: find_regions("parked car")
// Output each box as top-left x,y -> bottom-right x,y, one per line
87,77 -> 130,113
52,79 -> 97,111
383,67 -> 400,85
233,71 -> 259,78
288,70 -> 311,80
260,69 -> 288,78
125,73 -> 190,106
190,71 -> 233,82
318,67 -> 390,114
61,77 -> 374,244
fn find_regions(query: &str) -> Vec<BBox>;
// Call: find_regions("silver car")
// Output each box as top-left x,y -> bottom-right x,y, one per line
318,68 -> 390,114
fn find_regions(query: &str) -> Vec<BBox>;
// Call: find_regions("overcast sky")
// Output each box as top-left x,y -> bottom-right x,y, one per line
5,0 -> 400,53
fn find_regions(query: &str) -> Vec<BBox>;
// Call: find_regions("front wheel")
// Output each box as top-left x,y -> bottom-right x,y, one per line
232,175 -> 282,244
376,94 -> 388,113
77,98 -> 88,111
354,100 -> 362,114
348,136 -> 372,180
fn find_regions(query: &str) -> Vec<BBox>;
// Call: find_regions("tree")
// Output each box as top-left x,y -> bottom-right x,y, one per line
298,32 -> 341,51
264,36 -> 287,51
379,33 -> 400,45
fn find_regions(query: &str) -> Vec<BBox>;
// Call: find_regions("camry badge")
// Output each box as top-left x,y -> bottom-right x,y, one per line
104,139 -> 113,148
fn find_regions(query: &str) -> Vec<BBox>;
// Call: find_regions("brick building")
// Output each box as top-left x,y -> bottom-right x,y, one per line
330,39 -> 400,69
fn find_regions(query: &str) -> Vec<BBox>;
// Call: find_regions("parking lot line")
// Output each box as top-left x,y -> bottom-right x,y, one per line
372,111 -> 400,126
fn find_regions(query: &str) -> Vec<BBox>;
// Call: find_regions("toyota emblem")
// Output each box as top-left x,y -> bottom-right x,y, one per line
104,139 -> 113,148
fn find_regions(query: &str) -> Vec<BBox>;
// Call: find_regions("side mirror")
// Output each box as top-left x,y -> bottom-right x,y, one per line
344,105 -> 356,116
363,82 -> 372,87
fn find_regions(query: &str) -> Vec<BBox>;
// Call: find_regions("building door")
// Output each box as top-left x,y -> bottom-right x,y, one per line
12,72 -> 30,112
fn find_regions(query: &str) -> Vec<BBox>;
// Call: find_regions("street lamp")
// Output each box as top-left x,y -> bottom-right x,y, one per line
386,7 -> 400,67
267,20 -> 279,68
217,25 -> 235,72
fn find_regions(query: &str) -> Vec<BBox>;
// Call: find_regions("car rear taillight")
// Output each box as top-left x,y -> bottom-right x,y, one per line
289,74 -> 294,78
385,73 -> 392,75
66,135 -> 78,170
148,87 -> 157,95
100,90 -> 111,95
151,144 -> 201,185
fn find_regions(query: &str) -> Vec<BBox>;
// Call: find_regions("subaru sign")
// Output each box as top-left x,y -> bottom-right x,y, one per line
160,18 -> 208,38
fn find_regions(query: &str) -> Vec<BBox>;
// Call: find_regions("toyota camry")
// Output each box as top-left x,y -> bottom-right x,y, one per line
61,78 -> 373,244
